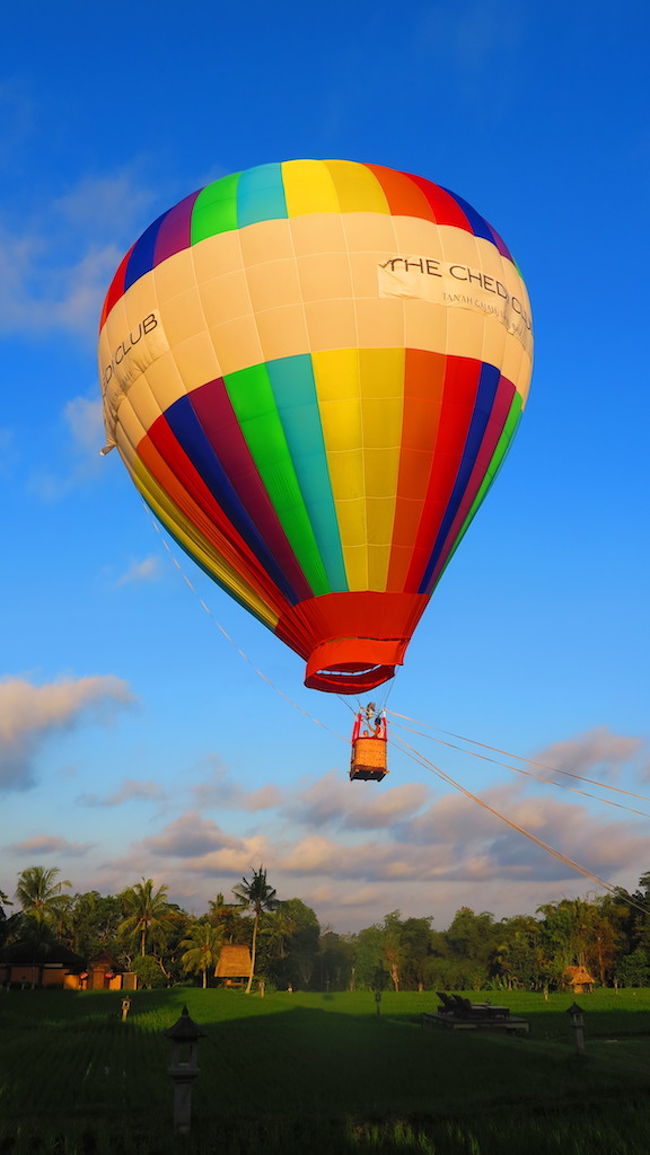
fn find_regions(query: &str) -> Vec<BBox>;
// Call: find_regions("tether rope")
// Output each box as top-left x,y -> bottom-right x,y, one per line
387,710 -> 650,805
388,717 -> 650,820
144,509 -> 648,916
146,512 -> 347,743
390,732 -> 650,917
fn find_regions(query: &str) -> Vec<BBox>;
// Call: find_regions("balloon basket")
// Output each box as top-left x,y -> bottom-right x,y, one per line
350,737 -> 388,782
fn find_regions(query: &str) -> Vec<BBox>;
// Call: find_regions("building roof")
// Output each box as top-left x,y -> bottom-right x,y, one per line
0,939 -> 85,969
214,944 -> 252,978
564,965 -> 595,985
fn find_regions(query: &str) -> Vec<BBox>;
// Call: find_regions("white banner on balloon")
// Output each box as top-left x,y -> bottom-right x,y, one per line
378,257 -> 533,354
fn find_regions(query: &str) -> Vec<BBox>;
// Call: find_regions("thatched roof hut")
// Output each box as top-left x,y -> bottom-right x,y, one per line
215,945 -> 251,984
564,965 -> 595,993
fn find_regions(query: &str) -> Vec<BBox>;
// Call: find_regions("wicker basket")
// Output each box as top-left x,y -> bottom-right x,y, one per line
350,737 -> 388,781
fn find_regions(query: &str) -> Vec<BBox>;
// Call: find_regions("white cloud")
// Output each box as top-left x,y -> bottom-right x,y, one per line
0,675 -> 135,791
534,726 -> 644,782
78,777 -> 166,808
115,557 -> 163,587
0,169 -> 154,340
192,764 -> 284,812
63,397 -> 105,455
286,771 -> 429,830
7,834 -> 93,857
141,812 -> 240,858
54,173 -> 153,236
29,393 -> 109,500
97,769 -> 650,931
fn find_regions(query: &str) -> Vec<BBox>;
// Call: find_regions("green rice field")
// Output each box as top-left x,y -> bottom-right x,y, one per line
2,987 -> 650,1153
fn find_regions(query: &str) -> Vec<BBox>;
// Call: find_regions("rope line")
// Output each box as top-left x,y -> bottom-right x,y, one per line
387,710 -> 650,805
390,733 -> 650,917
144,507 -> 648,919
146,512 -> 347,743
389,717 -> 650,820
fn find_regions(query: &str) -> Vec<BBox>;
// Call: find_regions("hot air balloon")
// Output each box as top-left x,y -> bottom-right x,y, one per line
99,160 -> 533,698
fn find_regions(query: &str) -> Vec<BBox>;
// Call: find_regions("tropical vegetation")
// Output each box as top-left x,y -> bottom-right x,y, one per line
5,865 -> 650,992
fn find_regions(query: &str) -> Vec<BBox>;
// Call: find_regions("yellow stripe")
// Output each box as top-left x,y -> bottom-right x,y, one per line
312,348 -> 404,591
359,348 -> 404,588
324,161 -> 391,214
282,160 -> 340,215
130,456 -> 279,630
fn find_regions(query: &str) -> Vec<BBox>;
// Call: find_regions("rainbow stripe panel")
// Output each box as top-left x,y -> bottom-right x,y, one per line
99,159 -> 533,694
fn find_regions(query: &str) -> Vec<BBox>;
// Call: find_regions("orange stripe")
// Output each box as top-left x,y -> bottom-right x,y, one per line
365,164 -> 436,220
137,436 -> 287,616
386,350 -> 447,590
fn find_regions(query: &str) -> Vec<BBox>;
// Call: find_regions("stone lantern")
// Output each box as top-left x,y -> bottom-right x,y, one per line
164,1005 -> 206,1134
567,1001 -> 585,1054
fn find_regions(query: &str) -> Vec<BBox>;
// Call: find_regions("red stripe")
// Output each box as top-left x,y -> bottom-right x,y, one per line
404,356 -> 482,591
425,377 -> 516,592
99,244 -> 135,331
141,417 -> 290,614
276,590 -> 428,666
404,174 -> 473,231
386,349 -> 447,591
189,379 -> 313,601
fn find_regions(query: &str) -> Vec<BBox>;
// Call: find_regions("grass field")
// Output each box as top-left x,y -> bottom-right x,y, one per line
2,987 -> 650,1153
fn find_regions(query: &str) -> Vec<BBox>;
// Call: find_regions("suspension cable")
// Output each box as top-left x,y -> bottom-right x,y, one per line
387,710 -> 650,805
389,716 -> 650,820
390,732 -> 650,917
145,509 -> 648,917
146,510 -> 347,743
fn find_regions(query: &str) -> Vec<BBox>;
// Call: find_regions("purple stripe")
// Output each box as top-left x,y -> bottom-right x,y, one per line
153,190 -> 201,266
425,376 -> 516,593
484,221 -> 513,262
189,379 -> 313,601
442,187 -> 513,262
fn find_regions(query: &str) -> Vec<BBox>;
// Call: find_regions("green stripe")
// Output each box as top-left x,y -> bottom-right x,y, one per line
223,362 -> 330,596
191,173 -> 240,243
266,355 -> 347,592
434,392 -> 523,589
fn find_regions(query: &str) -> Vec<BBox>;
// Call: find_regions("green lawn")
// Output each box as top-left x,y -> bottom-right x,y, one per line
2,987 -> 650,1152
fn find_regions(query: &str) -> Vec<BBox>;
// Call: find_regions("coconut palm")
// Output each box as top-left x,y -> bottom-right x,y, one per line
261,906 -> 297,961
15,866 -> 71,927
232,867 -> 279,993
119,878 -> 177,956
180,920 -> 223,988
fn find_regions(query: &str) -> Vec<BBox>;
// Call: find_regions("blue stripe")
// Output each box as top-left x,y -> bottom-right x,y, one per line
165,395 -> 301,606
124,213 -> 165,290
237,163 -> 287,228
266,355 -> 348,591
442,188 -> 495,246
418,363 -> 501,594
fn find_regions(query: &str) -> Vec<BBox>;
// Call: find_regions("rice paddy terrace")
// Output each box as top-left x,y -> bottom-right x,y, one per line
2,987 -> 650,1153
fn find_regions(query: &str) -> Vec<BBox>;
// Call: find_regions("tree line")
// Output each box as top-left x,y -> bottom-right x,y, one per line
3,866 -> 650,992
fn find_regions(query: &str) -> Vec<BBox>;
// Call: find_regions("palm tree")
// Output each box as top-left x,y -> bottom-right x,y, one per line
207,891 -> 243,942
119,878 -> 176,956
232,867 -> 279,993
180,921 -> 223,988
261,906 -> 297,961
15,866 -> 71,927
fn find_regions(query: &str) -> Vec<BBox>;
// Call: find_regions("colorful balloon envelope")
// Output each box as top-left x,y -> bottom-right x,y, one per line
99,160 -> 533,693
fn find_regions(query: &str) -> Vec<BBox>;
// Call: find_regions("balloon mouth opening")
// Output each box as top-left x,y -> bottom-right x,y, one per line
306,662 -> 396,694
305,637 -> 406,694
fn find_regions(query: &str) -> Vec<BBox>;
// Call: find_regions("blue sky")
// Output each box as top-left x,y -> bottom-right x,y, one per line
1,0 -> 649,930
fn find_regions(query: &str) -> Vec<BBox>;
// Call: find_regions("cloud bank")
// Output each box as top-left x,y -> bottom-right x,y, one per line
0,675 -> 134,791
